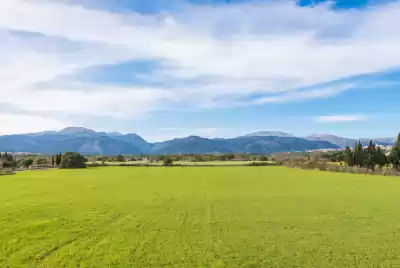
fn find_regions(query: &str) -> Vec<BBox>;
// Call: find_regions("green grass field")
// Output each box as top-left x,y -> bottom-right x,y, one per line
1,167 -> 400,267
94,160 -> 271,166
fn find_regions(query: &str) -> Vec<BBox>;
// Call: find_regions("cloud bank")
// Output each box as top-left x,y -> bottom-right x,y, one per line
316,115 -> 367,123
0,0 -> 399,131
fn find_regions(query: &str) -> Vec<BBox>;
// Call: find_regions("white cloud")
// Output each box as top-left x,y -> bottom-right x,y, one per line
0,114 -> 67,135
0,0 -> 400,132
315,115 -> 367,123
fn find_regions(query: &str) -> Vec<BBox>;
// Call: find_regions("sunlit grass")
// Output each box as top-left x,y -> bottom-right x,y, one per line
1,167 -> 400,267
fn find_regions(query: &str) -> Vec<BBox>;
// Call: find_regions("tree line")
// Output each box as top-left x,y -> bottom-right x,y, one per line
342,133 -> 400,170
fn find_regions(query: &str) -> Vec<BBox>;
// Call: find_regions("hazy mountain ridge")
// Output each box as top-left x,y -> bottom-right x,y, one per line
0,127 -> 343,155
305,134 -> 395,148
243,131 -> 295,138
0,128 -> 395,154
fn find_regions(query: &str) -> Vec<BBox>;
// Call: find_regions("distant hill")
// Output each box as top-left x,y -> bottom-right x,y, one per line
244,131 -> 295,138
152,135 -> 337,155
0,127 -> 339,155
306,134 -> 395,148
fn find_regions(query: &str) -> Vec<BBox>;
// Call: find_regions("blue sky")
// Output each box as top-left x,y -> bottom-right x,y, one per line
0,0 -> 399,141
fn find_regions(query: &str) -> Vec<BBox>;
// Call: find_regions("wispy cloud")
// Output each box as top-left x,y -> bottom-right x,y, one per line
315,115 -> 367,123
0,0 -> 400,132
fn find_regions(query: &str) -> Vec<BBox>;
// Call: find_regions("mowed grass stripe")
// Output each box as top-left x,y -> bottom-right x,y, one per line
1,167 -> 400,267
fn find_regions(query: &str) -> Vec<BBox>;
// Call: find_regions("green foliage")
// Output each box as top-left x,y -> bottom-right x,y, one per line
115,155 -> 126,162
342,139 -> 390,171
365,140 -> 377,171
375,146 -> 387,168
390,133 -> 400,170
35,157 -> 48,165
59,152 -> 87,169
344,146 -> 354,167
0,152 -> 14,162
163,157 -> 174,166
353,142 -> 364,167
2,161 -> 17,168
55,153 -> 62,166
22,158 -> 34,167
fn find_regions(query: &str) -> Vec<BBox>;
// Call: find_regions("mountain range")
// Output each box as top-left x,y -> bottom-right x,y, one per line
0,128 -> 395,155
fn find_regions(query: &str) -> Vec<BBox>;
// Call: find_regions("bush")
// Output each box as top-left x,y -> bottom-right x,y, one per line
59,152 -> 87,169
35,158 -> 48,165
282,159 -> 400,177
163,157 -> 174,166
22,158 -> 34,167
2,161 -> 17,168
115,155 -> 126,162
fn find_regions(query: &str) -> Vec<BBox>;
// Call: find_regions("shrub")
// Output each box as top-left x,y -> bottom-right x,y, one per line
163,157 -> 174,166
22,158 -> 34,167
282,159 -> 400,177
35,158 -> 49,165
2,161 -> 17,168
115,155 -> 126,162
59,152 -> 87,169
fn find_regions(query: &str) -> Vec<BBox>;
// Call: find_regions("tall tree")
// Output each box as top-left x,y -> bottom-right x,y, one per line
376,146 -> 387,168
353,142 -> 364,167
390,133 -> 400,170
55,153 -> 62,166
344,146 -> 354,166
365,140 -> 377,170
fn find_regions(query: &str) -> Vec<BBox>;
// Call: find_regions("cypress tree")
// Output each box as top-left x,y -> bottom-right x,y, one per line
365,140 -> 377,170
376,146 -> 387,168
390,133 -> 400,170
353,142 -> 365,167
344,146 -> 354,166
55,153 -> 62,166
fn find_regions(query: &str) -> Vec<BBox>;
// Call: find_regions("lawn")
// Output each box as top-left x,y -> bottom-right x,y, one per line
1,167 -> 400,267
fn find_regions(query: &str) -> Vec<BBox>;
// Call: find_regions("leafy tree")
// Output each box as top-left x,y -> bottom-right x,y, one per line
22,158 -> 34,167
365,140 -> 377,170
376,146 -> 387,168
36,157 -> 48,165
390,133 -> 400,170
344,146 -> 354,166
116,154 -> 126,162
51,156 -> 55,166
353,142 -> 364,167
163,157 -> 174,166
55,153 -> 62,166
59,152 -> 87,169
2,161 -> 17,168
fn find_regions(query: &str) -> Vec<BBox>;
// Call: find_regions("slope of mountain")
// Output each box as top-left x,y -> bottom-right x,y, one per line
151,136 -> 233,155
306,134 -> 357,148
306,134 -> 395,148
244,131 -> 295,138
152,136 -> 338,154
0,132 -> 143,155
0,127 -> 341,155
108,133 -> 152,153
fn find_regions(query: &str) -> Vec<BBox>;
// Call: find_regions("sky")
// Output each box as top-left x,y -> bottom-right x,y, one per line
0,0 -> 399,141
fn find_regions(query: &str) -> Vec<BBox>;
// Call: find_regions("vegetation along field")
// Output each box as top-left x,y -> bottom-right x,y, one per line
2,167 -> 400,267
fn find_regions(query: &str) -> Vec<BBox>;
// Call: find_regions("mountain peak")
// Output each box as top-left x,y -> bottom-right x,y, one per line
244,131 -> 294,138
59,127 -> 97,134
